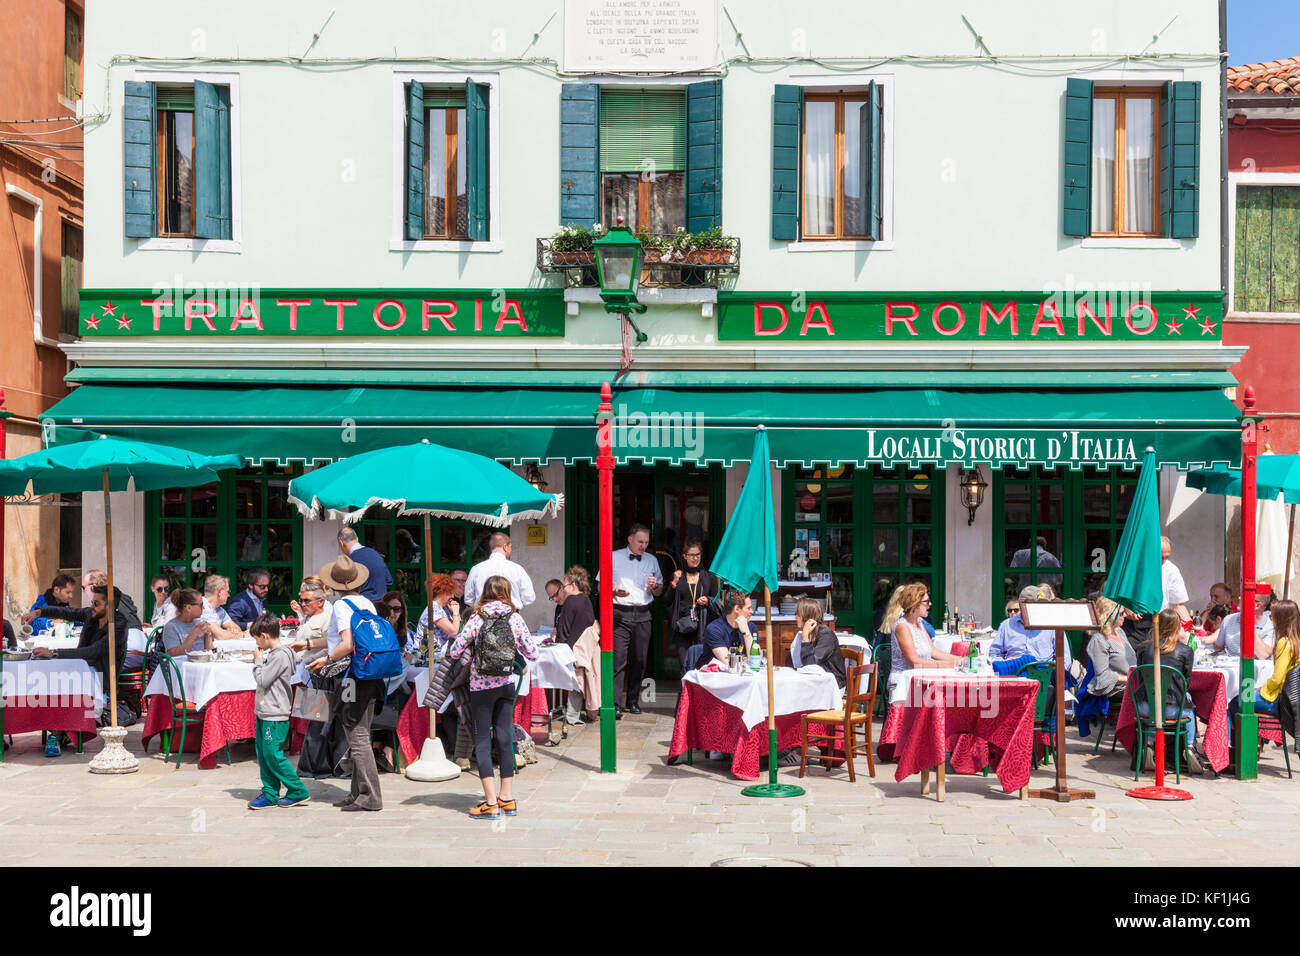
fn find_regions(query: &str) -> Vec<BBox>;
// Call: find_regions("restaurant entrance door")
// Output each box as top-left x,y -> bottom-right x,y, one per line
567,462 -> 726,679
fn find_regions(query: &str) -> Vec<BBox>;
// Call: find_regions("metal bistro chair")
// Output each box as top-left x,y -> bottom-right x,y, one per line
798,662 -> 877,782
155,655 -> 231,768
118,626 -> 162,719
1131,664 -> 1193,783
1015,660 -> 1057,769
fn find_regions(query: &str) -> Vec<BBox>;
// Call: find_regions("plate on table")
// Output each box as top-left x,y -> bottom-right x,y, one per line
3,650 -> 32,661
187,651 -> 213,663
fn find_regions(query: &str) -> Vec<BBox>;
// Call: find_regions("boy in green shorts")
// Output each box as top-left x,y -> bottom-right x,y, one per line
248,613 -> 310,809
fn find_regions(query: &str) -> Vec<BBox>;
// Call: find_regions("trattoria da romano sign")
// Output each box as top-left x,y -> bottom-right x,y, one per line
717,291 -> 1223,342
78,288 -> 565,337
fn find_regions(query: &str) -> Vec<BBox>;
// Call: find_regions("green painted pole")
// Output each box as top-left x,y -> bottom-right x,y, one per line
597,384 -> 617,772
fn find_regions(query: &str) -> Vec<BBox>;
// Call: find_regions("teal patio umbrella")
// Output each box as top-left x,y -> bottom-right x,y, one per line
710,427 -> 801,797
1103,447 -> 1191,801
286,439 -> 563,782
0,435 -> 243,774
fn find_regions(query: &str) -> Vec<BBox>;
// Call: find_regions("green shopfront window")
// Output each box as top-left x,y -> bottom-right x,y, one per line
993,467 -> 1143,613
147,466 -> 303,616
785,465 -> 943,633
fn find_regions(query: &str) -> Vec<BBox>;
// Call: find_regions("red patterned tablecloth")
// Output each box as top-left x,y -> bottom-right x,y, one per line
1,702 -> 97,739
666,679 -> 826,781
396,686 -> 545,765
1115,668 -> 1231,771
141,691 -> 303,769
889,676 -> 1038,794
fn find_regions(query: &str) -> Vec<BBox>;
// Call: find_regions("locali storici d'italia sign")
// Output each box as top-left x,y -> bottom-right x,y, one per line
717,291 -> 1223,342
868,428 -> 1143,468
78,288 -> 565,337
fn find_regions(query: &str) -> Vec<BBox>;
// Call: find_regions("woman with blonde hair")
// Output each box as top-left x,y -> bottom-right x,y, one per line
1086,596 -> 1135,704
888,583 -> 959,698
1230,599 -> 1300,724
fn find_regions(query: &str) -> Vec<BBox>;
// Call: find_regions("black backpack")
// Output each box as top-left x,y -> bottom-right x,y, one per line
473,613 -> 517,677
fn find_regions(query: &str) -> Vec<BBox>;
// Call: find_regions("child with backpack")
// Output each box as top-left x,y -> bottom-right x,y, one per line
248,613 -> 311,810
446,575 -> 536,819
307,555 -> 404,812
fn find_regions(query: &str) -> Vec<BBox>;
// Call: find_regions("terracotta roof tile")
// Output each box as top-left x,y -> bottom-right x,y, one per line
1227,57 -> 1300,95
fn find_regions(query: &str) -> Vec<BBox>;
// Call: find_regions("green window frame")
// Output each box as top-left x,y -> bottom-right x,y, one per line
353,509 -> 492,615
783,464 -> 944,634
146,466 -> 304,618
1234,185 -> 1300,315
992,467 -> 1145,615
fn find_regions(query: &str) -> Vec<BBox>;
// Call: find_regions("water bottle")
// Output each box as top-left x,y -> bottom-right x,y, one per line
749,638 -> 762,673
943,603 -> 951,632
967,640 -> 979,674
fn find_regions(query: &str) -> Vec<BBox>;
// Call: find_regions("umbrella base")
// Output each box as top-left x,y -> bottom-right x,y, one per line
1127,785 -> 1194,801
88,725 -> 139,774
741,783 -> 805,798
404,737 -> 461,782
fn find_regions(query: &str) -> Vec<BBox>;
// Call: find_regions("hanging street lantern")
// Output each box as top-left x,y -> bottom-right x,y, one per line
958,467 -> 988,525
593,217 -> 646,315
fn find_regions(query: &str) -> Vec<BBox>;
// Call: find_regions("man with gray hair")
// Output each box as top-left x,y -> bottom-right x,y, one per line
337,527 -> 393,603
463,531 -> 535,610
989,584 -> 1073,666
201,574 -> 245,639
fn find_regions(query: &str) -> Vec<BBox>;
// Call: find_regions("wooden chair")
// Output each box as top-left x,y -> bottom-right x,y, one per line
798,662 -> 877,782
777,635 -> 795,667
839,646 -> 864,667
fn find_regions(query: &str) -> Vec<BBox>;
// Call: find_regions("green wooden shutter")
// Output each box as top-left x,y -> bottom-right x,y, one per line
560,84 -> 599,228
1063,77 -> 1093,238
772,84 -> 802,241
686,80 -> 722,231
405,80 -> 425,240
194,80 -> 232,240
864,81 -> 883,240
1163,80 -> 1201,239
123,80 -> 156,238
465,80 -> 490,241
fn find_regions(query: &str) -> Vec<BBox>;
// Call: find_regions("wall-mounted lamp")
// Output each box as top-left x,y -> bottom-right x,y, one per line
958,467 -> 987,526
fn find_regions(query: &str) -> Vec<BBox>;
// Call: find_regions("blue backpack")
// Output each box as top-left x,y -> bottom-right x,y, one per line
342,599 -> 404,681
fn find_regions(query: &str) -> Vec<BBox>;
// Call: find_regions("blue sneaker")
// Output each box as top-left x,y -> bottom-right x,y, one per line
278,795 -> 310,808
247,794 -> 277,810
44,735 -> 61,758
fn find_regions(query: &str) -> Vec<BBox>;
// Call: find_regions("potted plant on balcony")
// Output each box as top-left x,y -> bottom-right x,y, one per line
550,224 -> 596,265
635,228 -> 669,263
686,225 -> 735,265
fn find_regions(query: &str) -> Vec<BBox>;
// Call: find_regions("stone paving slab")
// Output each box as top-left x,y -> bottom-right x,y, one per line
2,689 -> 1299,866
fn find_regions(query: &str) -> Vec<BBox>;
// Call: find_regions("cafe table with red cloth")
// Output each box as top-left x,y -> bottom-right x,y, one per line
881,670 -> 1039,798
396,663 -> 551,764
142,659 -> 307,768
1112,656 -> 1268,773
0,657 -> 101,740
668,665 -> 842,781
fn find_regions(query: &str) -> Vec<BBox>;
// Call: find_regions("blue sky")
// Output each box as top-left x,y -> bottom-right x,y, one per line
1228,0 -> 1300,65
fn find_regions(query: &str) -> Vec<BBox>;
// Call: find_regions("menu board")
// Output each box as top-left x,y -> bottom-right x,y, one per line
564,0 -> 720,73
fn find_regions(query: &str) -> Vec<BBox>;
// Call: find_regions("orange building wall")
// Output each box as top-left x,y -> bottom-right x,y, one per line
0,0 -> 84,619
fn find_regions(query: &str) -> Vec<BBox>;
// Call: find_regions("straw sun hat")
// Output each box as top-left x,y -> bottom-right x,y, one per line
318,554 -> 370,592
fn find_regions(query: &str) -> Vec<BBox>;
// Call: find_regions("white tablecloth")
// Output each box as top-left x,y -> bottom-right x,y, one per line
683,666 -> 840,731
520,642 -> 580,693
1195,655 -> 1274,705
1,658 -> 103,709
214,638 -> 256,653
145,660 -> 257,710
835,633 -> 872,654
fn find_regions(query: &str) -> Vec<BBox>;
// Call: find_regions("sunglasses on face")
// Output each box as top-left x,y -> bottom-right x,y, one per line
153,585 -> 170,593
298,595 -> 320,602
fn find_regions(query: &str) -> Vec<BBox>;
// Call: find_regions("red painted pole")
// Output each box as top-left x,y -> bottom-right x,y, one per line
597,383 -> 616,772
1237,386 -> 1259,779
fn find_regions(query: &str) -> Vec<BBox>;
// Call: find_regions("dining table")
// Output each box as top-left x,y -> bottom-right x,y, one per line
141,653 -> 307,768
394,643 -> 576,764
0,654 -> 102,746
878,668 -> 1039,799
1112,655 -> 1274,773
667,665 -> 841,781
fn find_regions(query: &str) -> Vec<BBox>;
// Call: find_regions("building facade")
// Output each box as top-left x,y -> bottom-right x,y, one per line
61,0 -> 1240,672
1,0 -> 84,621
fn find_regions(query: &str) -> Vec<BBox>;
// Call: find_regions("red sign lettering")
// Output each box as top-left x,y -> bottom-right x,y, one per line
229,299 -> 263,331
277,299 -> 311,331
978,301 -> 1017,336
495,299 -> 528,332
885,302 -> 919,336
753,301 -> 789,336
422,299 -> 457,331
932,302 -> 965,336
323,298 -> 357,331
373,299 -> 406,331
799,302 -> 834,336
141,297 -> 173,331
1030,299 -> 1065,336
185,299 -> 217,331
1124,301 -> 1159,335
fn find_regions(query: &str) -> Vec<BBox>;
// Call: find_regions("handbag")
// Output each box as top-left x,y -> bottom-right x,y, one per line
310,657 -> 350,689
292,686 -> 331,723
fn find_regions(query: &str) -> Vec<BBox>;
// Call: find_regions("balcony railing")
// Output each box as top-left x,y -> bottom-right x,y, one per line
536,234 -> 740,289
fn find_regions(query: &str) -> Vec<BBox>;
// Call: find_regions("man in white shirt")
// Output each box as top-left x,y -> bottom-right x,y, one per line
1215,588 -> 1275,658
201,574 -> 246,639
1160,537 -> 1190,621
601,524 -> 664,717
463,532 -> 535,611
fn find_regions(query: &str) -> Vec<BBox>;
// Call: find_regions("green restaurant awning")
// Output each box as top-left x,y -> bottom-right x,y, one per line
40,381 -> 1241,470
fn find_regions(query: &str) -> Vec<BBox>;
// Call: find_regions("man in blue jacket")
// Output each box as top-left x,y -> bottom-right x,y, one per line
29,574 -> 76,634
337,528 -> 393,604
227,568 -> 271,629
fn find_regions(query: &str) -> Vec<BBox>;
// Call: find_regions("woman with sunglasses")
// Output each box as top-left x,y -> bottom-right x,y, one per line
888,583 -> 959,699
149,575 -> 177,629
369,590 -> 411,773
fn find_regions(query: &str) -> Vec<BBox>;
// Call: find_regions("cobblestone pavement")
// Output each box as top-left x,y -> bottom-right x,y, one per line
1,688 -> 1295,867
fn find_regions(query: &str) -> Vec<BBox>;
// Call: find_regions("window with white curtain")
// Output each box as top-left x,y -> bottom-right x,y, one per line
802,93 -> 870,239
1090,89 -> 1160,237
